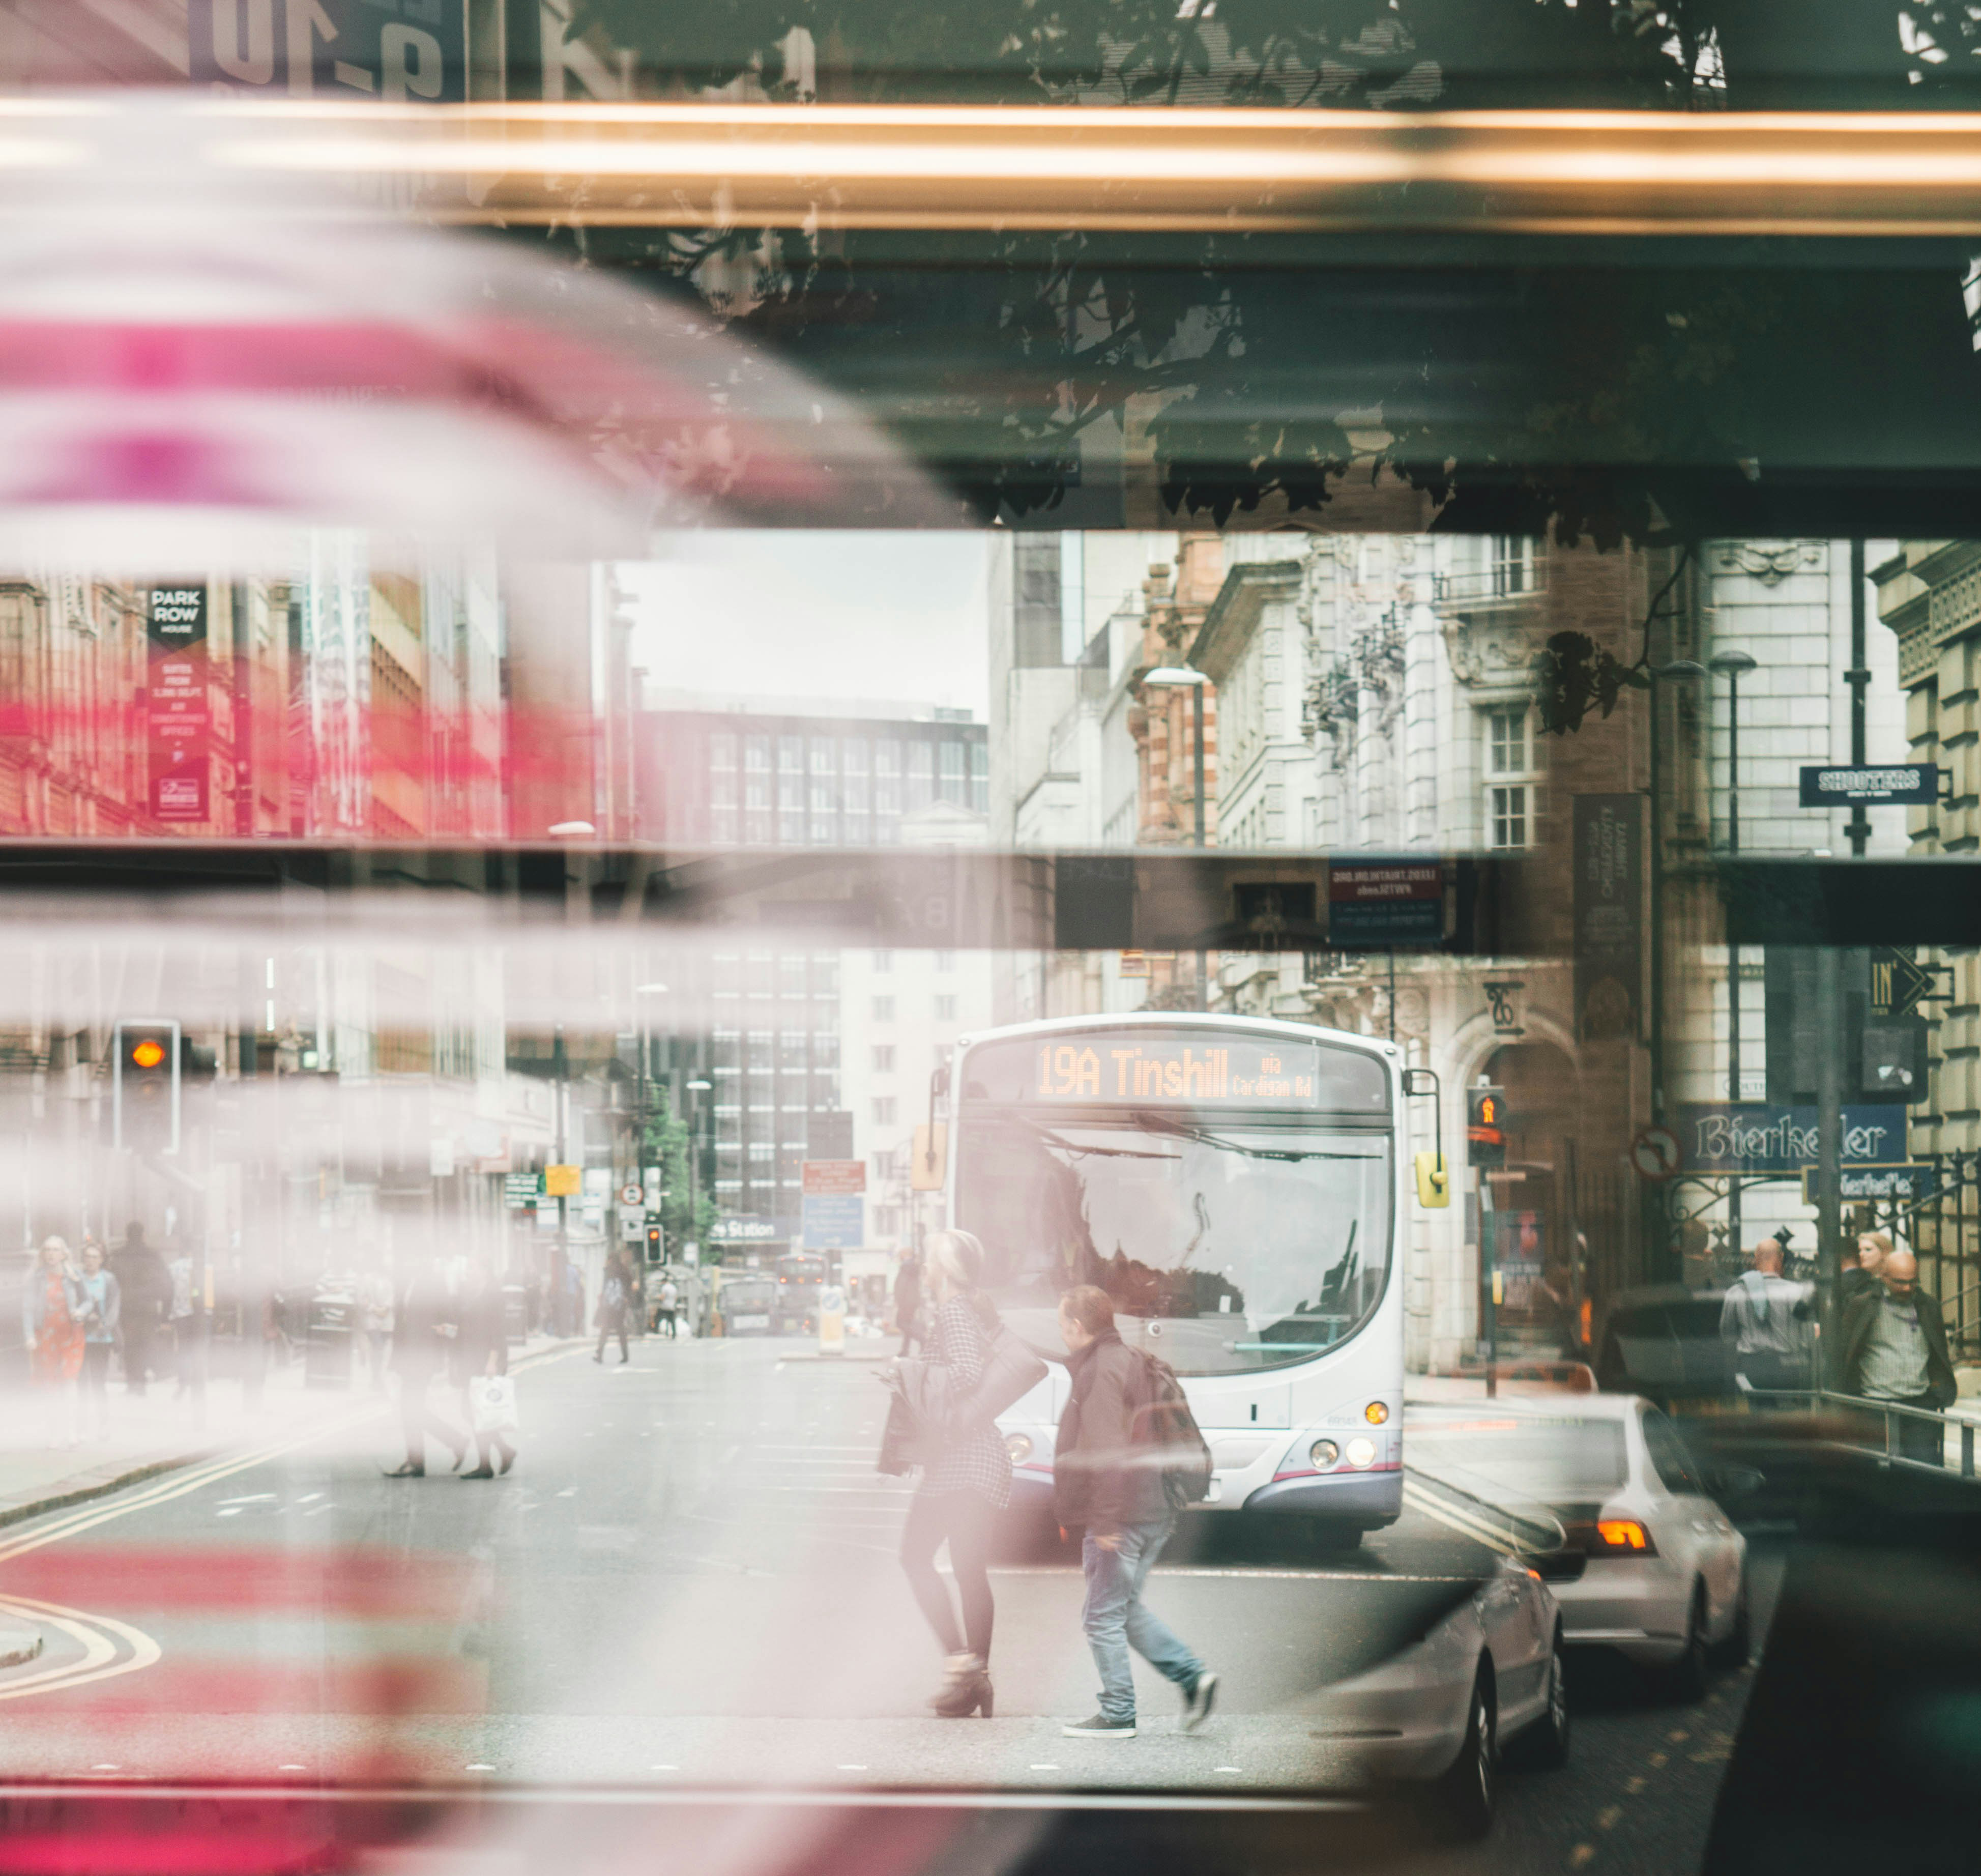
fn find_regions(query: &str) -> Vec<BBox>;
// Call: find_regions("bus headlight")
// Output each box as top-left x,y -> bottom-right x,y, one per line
1005,1432 -> 1033,1463
1309,1439 -> 1339,1469
1345,1438 -> 1377,1469
1364,1401 -> 1389,1425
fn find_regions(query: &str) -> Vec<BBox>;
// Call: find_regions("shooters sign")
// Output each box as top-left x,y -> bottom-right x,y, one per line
145,584 -> 209,824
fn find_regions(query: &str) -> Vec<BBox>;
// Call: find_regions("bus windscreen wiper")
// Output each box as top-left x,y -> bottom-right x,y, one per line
1127,1111 -> 1385,1163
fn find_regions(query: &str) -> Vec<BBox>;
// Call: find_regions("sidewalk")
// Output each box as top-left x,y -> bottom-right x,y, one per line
0,1331 -> 584,1534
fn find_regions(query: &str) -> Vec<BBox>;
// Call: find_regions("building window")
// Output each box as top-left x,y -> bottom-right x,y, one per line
710,731 -> 738,771
872,996 -> 895,1023
745,734 -> 771,773
907,742 -> 935,811
872,1096 -> 897,1125
939,740 -> 966,803
873,949 -> 892,972
1489,536 -> 1536,596
969,741 -> 988,813
872,1045 -> 895,1072
1481,703 -> 1537,850
934,995 -> 957,1021
934,950 -> 954,973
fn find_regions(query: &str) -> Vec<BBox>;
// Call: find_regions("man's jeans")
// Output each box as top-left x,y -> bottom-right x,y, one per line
1082,1517 -> 1204,1723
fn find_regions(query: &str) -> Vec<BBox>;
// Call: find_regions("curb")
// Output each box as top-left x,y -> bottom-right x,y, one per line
0,1336 -> 590,1535
0,1621 -> 42,1669
0,1451 -> 214,1537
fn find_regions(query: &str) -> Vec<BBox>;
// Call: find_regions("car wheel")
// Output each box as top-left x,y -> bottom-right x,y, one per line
1658,1583 -> 1709,1704
1707,1573 -> 1752,1670
1511,1626 -> 1570,1770
1432,1664 -> 1497,1840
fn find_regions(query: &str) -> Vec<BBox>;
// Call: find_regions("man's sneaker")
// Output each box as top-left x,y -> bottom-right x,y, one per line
1181,1670 -> 1219,1733
1062,1713 -> 1137,1739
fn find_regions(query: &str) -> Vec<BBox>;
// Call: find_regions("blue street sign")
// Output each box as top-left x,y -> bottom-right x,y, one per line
1678,1103 -> 1908,1175
801,1193 -> 865,1251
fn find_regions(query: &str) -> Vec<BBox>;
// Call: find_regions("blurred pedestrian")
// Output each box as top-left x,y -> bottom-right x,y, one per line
655,1273 -> 680,1340
1842,1230 -> 1890,1309
1718,1237 -> 1813,1397
1053,1283 -> 1215,1740
385,1257 -> 468,1478
894,1251 -> 923,1356
594,1251 -> 633,1365
109,1222 -> 170,1398
360,1258 -> 395,1391
896,1230 -> 1010,1721
72,1239 -> 121,1441
22,1236 -> 83,1447
1841,1248 -> 1956,1466
456,1264 -> 517,1478
166,1247 -> 208,1419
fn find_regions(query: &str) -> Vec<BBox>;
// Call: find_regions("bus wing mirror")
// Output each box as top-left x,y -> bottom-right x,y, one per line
1415,1150 -> 1450,1209
911,1122 -> 949,1191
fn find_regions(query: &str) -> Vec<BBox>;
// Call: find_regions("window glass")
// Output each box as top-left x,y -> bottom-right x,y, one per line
1643,1409 -> 1707,1498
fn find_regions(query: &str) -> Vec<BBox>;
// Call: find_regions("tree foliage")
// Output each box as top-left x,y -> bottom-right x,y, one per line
639,1099 -> 717,1251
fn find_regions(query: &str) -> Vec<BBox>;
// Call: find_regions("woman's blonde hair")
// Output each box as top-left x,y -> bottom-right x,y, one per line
39,1235 -> 69,1264
923,1229 -> 998,1330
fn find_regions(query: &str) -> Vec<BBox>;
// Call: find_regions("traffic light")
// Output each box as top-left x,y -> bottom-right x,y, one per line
115,1019 -> 180,1154
1467,1084 -> 1507,1169
646,1224 -> 663,1263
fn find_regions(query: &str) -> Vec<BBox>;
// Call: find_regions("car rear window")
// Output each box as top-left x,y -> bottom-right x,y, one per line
1409,1416 -> 1630,1509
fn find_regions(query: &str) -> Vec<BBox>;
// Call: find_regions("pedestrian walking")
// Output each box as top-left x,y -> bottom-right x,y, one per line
594,1251 -> 634,1365
72,1239 -> 121,1441
385,1257 -> 468,1478
895,1230 -> 1012,1721
655,1273 -> 680,1340
166,1248 -> 208,1420
894,1252 -> 923,1355
360,1258 -> 395,1391
455,1264 -> 517,1478
1053,1284 -> 1216,1741
108,1222 -> 170,1398
1841,1248 -> 1957,1466
1718,1238 -> 1813,1397
22,1236 -> 84,1447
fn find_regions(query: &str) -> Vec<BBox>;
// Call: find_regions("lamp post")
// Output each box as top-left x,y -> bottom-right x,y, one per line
633,981 -> 668,1152
1710,648 -> 1758,1269
1647,661 -> 1706,1125
1145,667 -> 1210,1010
685,1077 -> 712,1258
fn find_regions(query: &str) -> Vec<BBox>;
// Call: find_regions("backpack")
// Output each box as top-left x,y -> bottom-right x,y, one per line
1127,1348 -> 1213,1509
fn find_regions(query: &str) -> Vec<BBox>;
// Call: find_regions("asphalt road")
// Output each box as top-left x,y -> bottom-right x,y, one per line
0,1336 -> 1781,1874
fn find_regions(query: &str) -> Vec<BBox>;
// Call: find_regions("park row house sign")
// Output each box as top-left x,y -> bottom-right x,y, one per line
1677,1103 -> 1908,1175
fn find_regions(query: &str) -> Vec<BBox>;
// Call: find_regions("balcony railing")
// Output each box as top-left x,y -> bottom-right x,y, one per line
1433,560 -> 1548,609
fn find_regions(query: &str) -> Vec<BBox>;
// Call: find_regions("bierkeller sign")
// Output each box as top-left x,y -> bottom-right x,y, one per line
145,584 -> 209,823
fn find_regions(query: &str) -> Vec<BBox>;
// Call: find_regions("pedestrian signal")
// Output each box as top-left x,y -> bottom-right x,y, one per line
115,1019 -> 180,1155
1467,1085 -> 1507,1169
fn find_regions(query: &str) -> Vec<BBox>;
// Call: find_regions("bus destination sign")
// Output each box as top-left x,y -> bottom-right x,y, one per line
1031,1038 -> 1317,1106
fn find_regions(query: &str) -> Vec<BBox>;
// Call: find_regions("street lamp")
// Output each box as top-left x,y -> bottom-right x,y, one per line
1709,647 -> 1758,1272
633,982 -> 669,1156
685,1077 -> 713,1261
1144,666 -> 1210,1010
1647,661 -> 1706,1125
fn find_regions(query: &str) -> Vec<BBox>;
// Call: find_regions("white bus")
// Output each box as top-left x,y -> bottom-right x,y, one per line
943,1012 -> 1411,1543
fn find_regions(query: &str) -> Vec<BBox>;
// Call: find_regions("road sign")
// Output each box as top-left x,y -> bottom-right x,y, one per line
1631,1126 -> 1681,1181
504,1173 -> 539,1208
619,1184 -> 644,1207
1798,764 -> 1939,807
802,1160 -> 867,1195
802,1193 -> 865,1251
1800,1163 -> 1942,1204
1329,861 -> 1444,946
542,1164 -> 581,1198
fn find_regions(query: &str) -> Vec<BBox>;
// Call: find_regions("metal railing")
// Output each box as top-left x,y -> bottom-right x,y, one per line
1741,1386 -> 1979,1480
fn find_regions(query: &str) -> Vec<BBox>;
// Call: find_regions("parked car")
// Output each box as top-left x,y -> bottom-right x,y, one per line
1409,1394 -> 1753,1700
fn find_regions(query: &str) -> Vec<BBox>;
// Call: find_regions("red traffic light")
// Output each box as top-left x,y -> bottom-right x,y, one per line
130,1038 -> 165,1069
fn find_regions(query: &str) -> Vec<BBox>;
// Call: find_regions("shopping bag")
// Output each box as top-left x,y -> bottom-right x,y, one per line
468,1374 -> 519,1435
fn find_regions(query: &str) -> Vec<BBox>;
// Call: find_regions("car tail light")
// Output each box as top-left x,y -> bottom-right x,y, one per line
1590,1518 -> 1656,1555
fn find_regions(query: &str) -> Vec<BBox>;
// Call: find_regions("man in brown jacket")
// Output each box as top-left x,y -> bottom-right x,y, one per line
1053,1284 -> 1216,1741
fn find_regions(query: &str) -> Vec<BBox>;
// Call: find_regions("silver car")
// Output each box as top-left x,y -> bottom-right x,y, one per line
1408,1395 -> 1751,1698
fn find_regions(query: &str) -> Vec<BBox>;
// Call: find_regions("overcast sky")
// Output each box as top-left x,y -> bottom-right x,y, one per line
621,531 -> 993,718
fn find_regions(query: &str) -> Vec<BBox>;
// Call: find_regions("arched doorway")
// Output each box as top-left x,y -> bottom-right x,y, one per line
1483,1040 -> 1582,1359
